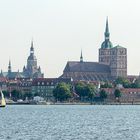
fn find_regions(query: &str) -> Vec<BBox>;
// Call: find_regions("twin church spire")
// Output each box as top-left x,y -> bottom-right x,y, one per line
79,17 -> 111,61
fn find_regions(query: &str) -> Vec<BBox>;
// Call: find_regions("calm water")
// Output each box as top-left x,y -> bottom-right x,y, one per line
0,105 -> 140,140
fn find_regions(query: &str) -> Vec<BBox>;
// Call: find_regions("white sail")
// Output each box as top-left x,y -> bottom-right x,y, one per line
0,91 -> 6,106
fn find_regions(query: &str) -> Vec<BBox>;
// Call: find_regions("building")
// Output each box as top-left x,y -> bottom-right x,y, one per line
23,41 -> 43,78
18,78 -> 32,95
0,77 -> 7,91
102,88 -> 140,103
61,18 -> 127,82
32,78 -> 72,101
0,41 -> 43,80
99,18 -> 127,78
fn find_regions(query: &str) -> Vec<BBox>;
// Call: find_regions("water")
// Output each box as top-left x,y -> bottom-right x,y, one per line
0,105 -> 140,140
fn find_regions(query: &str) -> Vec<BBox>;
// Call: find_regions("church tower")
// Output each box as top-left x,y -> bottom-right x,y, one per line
27,40 -> 37,74
110,45 -> 127,77
99,18 -> 113,65
23,40 -> 43,78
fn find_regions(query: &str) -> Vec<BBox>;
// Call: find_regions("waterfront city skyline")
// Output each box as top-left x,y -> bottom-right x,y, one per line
0,0 -> 140,77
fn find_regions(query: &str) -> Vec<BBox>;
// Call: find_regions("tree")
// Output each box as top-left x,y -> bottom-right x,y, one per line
11,89 -> 21,101
99,89 -> 108,100
115,77 -> 131,88
75,82 -> 87,99
114,89 -> 121,99
86,83 -> 96,101
34,92 -> 40,97
53,82 -> 72,102
75,82 -> 96,101
2,91 -> 10,98
131,79 -> 140,88
100,82 -> 113,88
23,92 -> 33,100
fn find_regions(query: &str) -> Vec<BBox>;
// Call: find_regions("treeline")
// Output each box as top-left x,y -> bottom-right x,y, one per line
3,90 -> 33,101
2,76 -> 139,102
101,77 -> 140,88
53,82 -> 121,102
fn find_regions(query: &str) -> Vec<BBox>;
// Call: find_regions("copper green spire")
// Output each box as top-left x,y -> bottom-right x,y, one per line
101,17 -> 113,49
104,17 -> 110,40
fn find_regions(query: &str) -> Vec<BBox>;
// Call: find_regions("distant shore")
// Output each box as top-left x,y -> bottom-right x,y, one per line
6,102 -> 140,105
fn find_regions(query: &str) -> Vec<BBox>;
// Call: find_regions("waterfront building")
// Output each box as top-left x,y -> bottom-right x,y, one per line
99,18 -> 127,78
32,78 -> 72,101
0,77 -> 7,91
18,78 -> 32,96
61,18 -> 127,81
102,88 -> 140,103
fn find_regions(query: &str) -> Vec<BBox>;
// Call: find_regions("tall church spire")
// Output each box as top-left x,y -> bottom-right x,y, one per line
80,50 -> 83,62
101,17 -> 113,49
104,17 -> 110,40
30,40 -> 34,55
8,60 -> 12,73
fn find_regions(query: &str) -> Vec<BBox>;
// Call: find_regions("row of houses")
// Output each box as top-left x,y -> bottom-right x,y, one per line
1,76 -> 140,102
102,88 -> 140,102
0,77 -> 72,101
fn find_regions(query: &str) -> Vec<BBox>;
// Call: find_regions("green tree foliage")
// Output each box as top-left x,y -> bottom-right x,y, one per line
99,89 -> 108,99
114,89 -> 121,98
11,89 -> 21,101
34,92 -> 40,97
100,82 -> 113,88
131,79 -> 140,88
75,82 -> 87,98
115,77 -> 131,88
53,82 -> 72,101
75,82 -> 96,101
23,92 -> 33,100
86,83 -> 96,99
2,91 -> 10,98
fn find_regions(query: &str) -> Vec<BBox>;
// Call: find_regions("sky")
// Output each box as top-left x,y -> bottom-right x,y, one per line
0,0 -> 140,77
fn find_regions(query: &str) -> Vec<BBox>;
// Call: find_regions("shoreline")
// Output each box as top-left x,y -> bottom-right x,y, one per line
6,102 -> 140,105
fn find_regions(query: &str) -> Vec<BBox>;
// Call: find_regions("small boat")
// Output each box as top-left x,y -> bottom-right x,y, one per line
0,90 -> 6,107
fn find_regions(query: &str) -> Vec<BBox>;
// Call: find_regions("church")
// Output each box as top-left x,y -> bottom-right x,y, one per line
0,41 -> 43,79
60,18 -> 127,81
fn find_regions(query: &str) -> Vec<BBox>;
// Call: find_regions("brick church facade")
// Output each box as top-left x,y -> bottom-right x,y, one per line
61,18 -> 127,81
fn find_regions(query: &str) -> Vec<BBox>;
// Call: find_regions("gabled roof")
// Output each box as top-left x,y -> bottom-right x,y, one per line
1,72 -> 8,77
64,61 -> 110,73
113,45 -> 126,49
3,72 -> 25,79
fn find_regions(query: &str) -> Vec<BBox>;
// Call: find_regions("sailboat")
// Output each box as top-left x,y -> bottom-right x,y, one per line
0,90 -> 6,107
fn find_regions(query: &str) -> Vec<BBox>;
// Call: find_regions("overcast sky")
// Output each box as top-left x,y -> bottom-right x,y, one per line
0,0 -> 140,77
